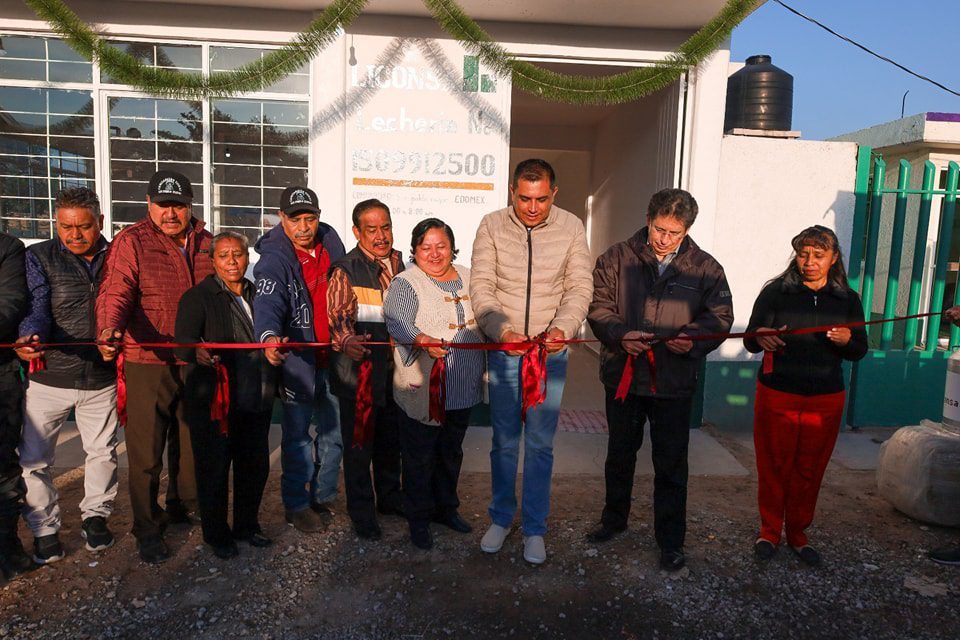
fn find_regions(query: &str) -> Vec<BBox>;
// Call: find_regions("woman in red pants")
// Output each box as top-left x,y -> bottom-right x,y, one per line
744,226 -> 868,566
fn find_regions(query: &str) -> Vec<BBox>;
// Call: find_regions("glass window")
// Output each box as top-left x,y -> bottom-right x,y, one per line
101,41 -> 202,84
210,46 -> 309,95
107,97 -> 204,229
211,98 -> 309,237
0,87 -> 96,239
1,33 -> 312,241
0,35 -> 93,83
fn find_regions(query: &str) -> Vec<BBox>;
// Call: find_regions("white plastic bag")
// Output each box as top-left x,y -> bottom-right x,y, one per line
876,420 -> 960,527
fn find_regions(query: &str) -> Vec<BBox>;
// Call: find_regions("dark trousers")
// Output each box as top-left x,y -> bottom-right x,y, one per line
399,408 -> 470,526
185,406 -> 272,546
338,393 -> 402,525
0,363 -> 25,539
601,386 -> 693,551
124,363 -> 196,540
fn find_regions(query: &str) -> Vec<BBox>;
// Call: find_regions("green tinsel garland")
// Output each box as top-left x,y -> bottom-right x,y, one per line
425,0 -> 762,105
24,0 -> 368,98
23,0 -> 761,104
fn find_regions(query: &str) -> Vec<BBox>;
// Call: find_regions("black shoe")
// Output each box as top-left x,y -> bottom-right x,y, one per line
310,501 -> 334,516
33,533 -> 65,565
659,549 -> 686,572
432,511 -> 472,534
791,545 -> 821,567
138,536 -> 170,564
929,544 -> 960,566
586,523 -> 626,544
81,516 -> 115,552
0,539 -> 37,581
354,520 -> 382,541
377,503 -> 404,518
165,503 -> 194,525
285,508 -> 325,533
754,539 -> 777,561
210,541 -> 239,560
234,531 -> 273,548
410,524 -> 433,550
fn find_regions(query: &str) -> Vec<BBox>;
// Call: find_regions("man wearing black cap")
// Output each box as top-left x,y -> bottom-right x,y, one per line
253,186 -> 346,533
96,170 -> 213,563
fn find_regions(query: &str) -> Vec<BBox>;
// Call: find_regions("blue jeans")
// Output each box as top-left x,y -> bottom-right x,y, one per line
487,349 -> 568,536
280,369 -> 343,511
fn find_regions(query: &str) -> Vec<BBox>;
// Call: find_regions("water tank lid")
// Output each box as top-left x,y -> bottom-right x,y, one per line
745,54 -> 772,65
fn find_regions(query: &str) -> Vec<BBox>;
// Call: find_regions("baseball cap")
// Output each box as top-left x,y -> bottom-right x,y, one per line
147,170 -> 193,205
279,186 -> 320,216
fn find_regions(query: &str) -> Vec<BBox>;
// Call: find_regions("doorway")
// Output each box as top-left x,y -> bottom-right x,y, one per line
509,62 -> 686,255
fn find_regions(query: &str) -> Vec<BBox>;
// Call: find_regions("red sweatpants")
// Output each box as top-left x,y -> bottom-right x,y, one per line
753,382 -> 845,547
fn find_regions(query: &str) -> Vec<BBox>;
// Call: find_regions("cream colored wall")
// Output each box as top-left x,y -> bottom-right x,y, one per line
587,85 -> 680,262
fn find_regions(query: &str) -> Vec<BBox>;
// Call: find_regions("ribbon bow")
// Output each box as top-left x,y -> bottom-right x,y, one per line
520,334 -> 549,422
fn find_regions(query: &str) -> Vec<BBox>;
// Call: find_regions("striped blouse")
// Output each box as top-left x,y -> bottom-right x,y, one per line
383,273 -> 485,411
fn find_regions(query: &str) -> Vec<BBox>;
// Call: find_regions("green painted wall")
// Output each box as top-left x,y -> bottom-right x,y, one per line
701,360 -> 859,431
846,350 -> 948,427
701,361 -> 759,431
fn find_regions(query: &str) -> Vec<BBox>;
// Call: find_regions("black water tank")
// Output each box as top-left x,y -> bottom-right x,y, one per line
724,54 -> 794,131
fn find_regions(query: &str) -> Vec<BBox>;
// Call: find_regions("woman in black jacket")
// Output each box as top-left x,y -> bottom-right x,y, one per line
744,226 -> 868,567
175,231 -> 275,559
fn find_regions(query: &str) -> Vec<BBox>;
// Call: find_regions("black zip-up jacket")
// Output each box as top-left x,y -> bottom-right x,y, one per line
588,228 -> 733,398
744,272 -> 868,396
0,233 -> 27,370
21,237 -> 115,390
175,274 -> 276,416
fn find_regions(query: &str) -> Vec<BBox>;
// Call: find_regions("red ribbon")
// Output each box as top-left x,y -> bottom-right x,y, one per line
615,353 -> 635,401
645,349 -> 657,394
1,310 -> 946,427
520,337 -> 548,423
210,361 -> 230,436
429,357 -> 446,424
28,353 -> 46,374
762,350 -> 774,375
353,359 -> 374,449
116,352 -> 127,428
0,311 -> 942,353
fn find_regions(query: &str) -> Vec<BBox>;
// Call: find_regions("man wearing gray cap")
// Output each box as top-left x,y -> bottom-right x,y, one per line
96,170 -> 213,563
254,186 -> 346,533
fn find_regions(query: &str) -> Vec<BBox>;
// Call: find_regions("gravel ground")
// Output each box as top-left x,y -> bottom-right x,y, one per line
1,426 -> 958,640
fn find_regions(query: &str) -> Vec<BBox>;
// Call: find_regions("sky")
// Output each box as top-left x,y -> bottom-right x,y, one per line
730,0 -> 960,140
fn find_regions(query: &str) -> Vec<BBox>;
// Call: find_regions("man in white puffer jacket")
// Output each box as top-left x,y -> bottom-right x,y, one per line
469,158 -> 593,564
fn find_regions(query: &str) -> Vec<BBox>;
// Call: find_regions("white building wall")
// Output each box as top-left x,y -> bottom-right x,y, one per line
712,135 -> 859,360
2,2 -> 721,251
683,46 -> 732,256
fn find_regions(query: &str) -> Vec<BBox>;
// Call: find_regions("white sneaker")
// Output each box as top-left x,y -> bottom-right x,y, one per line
523,535 -> 546,564
480,524 -> 510,553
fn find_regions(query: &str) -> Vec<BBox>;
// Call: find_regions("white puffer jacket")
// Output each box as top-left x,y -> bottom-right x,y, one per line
469,205 -> 593,342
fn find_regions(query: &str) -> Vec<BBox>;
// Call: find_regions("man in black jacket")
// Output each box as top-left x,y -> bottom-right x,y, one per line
0,230 -> 30,581
585,189 -> 733,572
15,188 -> 118,565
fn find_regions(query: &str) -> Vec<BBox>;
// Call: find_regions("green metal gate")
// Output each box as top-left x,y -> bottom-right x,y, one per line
846,146 -> 960,427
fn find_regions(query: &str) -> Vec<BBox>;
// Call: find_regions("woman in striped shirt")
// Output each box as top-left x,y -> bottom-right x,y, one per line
383,218 -> 485,550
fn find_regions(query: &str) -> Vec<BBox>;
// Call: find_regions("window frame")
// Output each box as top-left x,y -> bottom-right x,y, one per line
0,30 -> 312,244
